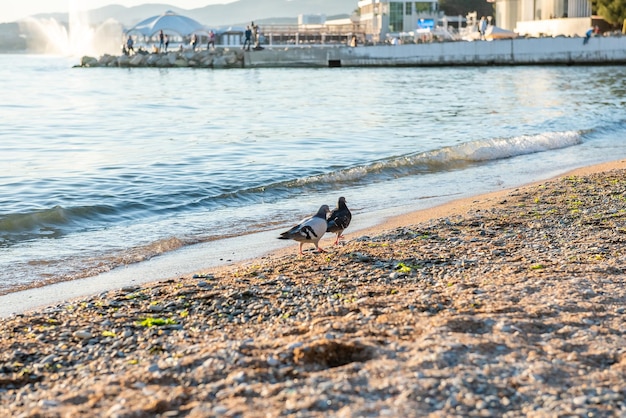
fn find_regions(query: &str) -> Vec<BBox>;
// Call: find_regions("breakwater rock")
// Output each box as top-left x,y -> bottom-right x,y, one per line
79,48 -> 244,69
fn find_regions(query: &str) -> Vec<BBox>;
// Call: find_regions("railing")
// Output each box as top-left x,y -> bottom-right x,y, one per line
256,24 -> 362,36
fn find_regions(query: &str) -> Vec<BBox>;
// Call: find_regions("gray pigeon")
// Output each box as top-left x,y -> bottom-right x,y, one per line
326,196 -> 352,245
279,205 -> 331,254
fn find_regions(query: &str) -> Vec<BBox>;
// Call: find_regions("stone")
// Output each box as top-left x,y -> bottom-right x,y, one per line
129,55 -> 145,66
73,330 -> 93,339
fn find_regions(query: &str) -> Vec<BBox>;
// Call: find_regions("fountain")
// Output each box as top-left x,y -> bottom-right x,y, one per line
19,0 -> 122,57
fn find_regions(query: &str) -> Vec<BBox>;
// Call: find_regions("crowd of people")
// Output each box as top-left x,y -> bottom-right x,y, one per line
123,21 -> 261,56
243,22 -> 263,51
122,19 -> 364,56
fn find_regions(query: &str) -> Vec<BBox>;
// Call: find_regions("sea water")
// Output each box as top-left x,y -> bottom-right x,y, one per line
1,54 -> 625,294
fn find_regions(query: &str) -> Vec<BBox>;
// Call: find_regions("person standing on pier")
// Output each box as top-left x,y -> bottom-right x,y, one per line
583,27 -> 593,44
243,26 -> 252,51
479,17 -> 487,40
207,30 -> 216,50
252,22 -> 260,49
126,35 -> 134,54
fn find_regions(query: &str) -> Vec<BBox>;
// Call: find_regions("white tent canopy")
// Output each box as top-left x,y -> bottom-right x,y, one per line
485,26 -> 518,40
126,10 -> 208,38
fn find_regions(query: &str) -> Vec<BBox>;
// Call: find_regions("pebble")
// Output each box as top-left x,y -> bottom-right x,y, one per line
73,330 -> 92,340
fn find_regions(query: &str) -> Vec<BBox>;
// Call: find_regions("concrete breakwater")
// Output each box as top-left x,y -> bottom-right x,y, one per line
80,48 -> 246,69
79,35 -> 626,69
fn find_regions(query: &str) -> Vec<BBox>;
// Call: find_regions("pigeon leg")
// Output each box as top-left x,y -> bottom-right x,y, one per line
298,242 -> 304,255
334,232 -> 347,245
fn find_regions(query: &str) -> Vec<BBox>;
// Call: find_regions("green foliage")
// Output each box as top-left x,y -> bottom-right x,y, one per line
439,0 -> 494,18
593,0 -> 626,25
137,317 -> 177,327
396,263 -> 413,274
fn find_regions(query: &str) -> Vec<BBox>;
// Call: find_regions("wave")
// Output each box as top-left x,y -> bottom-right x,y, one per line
585,119 -> 626,138
287,130 -> 583,188
191,130 -> 584,215
0,204 -> 117,244
0,130 -> 583,246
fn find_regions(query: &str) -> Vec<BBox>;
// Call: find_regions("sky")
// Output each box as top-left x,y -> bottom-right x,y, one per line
2,1 -> 237,24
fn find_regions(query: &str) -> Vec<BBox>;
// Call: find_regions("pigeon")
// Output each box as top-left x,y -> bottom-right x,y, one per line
326,196 -> 352,245
278,204 -> 331,255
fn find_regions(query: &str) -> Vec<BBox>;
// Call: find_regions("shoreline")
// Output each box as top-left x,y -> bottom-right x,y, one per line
1,159 -> 625,416
1,159 -> 624,318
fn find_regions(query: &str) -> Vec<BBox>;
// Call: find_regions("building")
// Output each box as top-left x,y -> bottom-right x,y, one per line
262,14 -> 357,46
356,0 -> 441,43
494,0 -> 592,36
354,0 -> 594,42
298,14 -> 327,25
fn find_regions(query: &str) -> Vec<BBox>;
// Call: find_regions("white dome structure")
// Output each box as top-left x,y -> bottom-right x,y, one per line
126,10 -> 208,38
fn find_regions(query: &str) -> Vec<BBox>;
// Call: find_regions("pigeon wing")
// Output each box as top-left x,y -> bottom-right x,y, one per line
279,205 -> 329,242
327,198 -> 351,233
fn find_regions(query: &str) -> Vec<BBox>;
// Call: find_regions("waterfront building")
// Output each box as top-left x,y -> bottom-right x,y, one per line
356,0 -> 441,43
493,0 -> 593,36
261,15 -> 358,46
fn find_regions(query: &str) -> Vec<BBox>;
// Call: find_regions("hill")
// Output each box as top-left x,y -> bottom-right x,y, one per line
36,0 -> 356,28
0,0 -> 355,53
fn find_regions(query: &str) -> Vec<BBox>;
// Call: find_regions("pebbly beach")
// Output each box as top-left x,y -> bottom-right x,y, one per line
1,160 -> 624,417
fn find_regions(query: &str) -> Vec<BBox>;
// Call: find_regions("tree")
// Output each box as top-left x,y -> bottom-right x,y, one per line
592,0 -> 626,25
439,0 -> 495,18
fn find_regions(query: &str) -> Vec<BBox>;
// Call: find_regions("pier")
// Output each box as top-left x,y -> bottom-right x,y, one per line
79,35 -> 626,69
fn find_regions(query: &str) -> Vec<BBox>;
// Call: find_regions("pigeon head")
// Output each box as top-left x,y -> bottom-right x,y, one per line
315,204 -> 331,218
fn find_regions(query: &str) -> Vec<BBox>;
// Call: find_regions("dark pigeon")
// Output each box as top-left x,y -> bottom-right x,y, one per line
326,196 -> 352,245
